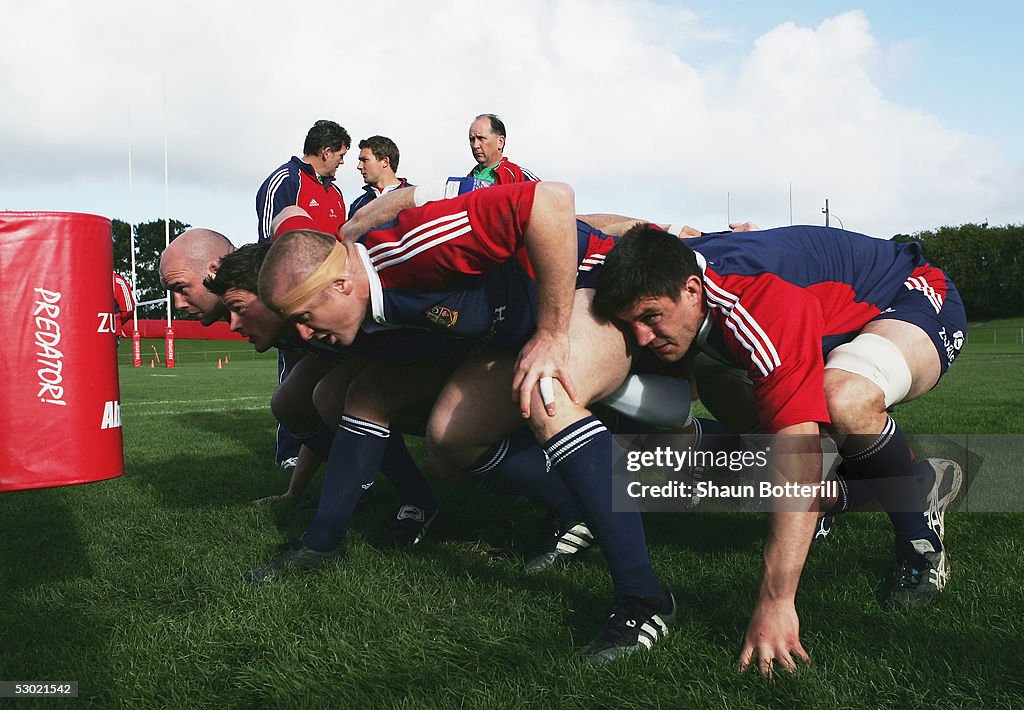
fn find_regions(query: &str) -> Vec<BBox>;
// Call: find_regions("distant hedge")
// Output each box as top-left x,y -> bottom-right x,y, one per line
894,223 -> 1024,320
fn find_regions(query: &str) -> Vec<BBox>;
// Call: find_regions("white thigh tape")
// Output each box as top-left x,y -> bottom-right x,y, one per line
824,332 -> 912,407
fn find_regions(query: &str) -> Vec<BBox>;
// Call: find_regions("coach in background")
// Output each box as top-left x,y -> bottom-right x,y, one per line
257,120 -> 350,242
256,119 -> 351,469
467,113 -> 538,186
348,136 -> 412,218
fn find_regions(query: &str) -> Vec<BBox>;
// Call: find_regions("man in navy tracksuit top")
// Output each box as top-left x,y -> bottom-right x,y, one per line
256,119 -> 350,469
347,135 -> 412,219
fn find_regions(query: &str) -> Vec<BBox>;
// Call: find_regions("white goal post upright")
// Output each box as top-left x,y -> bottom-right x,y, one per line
128,106 -> 142,367
162,75 -> 175,369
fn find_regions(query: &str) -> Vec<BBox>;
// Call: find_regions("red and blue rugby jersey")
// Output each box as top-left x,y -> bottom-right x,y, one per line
353,183 -> 616,347
687,226 -> 937,432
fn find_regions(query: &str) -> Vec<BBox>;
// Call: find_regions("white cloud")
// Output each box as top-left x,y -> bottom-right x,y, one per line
0,2 -> 1019,243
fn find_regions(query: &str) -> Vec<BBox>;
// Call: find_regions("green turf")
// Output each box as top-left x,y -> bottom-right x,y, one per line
2,336 -> 1023,708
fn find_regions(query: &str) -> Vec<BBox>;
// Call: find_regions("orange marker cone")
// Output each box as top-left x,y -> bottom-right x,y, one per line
150,359 -> 155,368
225,355 -> 230,364
217,358 -> 223,369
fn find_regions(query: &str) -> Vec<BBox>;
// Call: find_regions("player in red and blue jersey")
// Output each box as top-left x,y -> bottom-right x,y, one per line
204,242 -> 448,540
250,204 -> 660,569
257,182 -> 678,664
594,224 -> 967,675
348,135 -> 413,219
352,204 -> 616,349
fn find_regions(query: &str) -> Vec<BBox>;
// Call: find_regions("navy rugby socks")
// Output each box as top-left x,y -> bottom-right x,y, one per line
380,433 -> 437,513
839,417 -> 936,547
303,415 -> 389,551
303,416 -> 435,552
543,416 -> 667,605
691,416 -> 740,448
293,420 -> 436,513
468,430 -> 586,523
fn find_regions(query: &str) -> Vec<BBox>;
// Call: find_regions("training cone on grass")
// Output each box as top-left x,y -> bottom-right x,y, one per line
217,358 -> 222,369
225,355 -> 230,364
150,360 -> 154,368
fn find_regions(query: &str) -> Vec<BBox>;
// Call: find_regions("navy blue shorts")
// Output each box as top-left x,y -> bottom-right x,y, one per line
869,264 -> 967,375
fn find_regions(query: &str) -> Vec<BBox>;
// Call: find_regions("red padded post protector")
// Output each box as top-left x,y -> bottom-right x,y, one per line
0,212 -> 124,492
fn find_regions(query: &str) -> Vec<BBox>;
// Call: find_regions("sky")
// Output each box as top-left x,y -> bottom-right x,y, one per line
1,0 -> 1021,249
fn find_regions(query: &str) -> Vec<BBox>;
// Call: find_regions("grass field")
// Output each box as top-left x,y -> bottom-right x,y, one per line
2,334 -> 1024,708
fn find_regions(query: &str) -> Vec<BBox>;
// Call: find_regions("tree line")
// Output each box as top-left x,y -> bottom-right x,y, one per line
112,218 -> 1023,322
112,218 -> 190,319
894,223 -> 1024,321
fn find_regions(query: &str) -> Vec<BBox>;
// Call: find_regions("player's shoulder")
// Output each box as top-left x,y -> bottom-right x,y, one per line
347,191 -> 374,219
496,158 -> 538,183
259,158 -> 300,189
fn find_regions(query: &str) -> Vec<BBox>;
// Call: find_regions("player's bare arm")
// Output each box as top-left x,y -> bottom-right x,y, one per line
338,184 -> 418,242
512,183 -> 579,418
739,420 -> 820,676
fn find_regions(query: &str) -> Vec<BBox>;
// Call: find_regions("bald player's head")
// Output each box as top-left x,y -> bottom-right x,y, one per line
258,230 -> 367,346
158,228 -> 235,326
258,230 -> 338,310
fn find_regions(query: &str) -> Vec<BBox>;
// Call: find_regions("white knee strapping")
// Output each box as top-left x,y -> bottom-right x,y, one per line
824,333 -> 912,407
599,374 -> 693,428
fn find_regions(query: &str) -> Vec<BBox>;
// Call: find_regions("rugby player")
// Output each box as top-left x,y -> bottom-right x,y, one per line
348,135 -> 412,219
157,228 -> 235,325
203,242 -> 443,544
593,225 -> 966,675
256,181 -> 678,664
112,271 -> 136,343
256,119 -> 351,470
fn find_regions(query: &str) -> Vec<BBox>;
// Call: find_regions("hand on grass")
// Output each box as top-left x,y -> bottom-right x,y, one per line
738,597 -> 810,677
